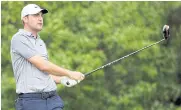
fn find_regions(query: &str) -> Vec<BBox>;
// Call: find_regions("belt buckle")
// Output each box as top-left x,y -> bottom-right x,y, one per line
41,92 -> 49,99
49,91 -> 54,96
41,91 -> 55,99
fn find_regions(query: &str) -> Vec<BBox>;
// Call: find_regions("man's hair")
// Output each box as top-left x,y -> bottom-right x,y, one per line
22,15 -> 28,25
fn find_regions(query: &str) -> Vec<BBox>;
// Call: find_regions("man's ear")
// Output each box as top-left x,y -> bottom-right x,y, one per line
22,16 -> 28,23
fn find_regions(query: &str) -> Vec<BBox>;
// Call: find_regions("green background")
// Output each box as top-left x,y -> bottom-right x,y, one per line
1,1 -> 181,110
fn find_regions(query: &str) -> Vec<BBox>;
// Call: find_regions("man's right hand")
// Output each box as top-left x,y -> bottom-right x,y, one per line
67,71 -> 85,81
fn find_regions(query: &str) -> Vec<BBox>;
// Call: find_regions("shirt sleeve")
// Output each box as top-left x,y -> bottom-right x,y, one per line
11,35 -> 38,59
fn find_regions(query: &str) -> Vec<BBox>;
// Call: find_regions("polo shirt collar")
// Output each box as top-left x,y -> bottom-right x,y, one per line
19,29 -> 40,39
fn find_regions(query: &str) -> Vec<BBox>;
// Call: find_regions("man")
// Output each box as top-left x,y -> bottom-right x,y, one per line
10,4 -> 85,110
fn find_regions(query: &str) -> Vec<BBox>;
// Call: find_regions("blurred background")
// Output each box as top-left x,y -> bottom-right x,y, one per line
1,1 -> 181,110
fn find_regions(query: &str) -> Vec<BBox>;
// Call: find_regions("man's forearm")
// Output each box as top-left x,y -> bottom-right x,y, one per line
28,55 -> 84,81
28,55 -> 70,77
44,60 -> 70,77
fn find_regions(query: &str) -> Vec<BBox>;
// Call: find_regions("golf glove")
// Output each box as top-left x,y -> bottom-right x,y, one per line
60,76 -> 80,87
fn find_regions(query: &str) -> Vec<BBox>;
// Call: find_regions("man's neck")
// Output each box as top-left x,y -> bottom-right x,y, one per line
24,27 -> 38,38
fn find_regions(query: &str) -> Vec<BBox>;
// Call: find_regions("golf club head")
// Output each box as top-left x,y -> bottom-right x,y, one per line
163,25 -> 170,40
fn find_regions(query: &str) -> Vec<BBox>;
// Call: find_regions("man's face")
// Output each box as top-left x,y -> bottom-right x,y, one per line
24,12 -> 44,32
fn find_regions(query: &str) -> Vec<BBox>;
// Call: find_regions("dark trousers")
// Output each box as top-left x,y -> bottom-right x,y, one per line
15,91 -> 64,110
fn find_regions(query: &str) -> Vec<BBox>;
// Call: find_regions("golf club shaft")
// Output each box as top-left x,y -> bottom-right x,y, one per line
85,38 -> 165,77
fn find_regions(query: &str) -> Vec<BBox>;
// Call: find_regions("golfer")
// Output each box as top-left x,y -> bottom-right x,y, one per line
10,4 -> 84,110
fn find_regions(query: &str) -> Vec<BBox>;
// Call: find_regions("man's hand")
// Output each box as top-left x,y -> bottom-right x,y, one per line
67,71 -> 85,81
60,71 -> 85,87
60,76 -> 82,87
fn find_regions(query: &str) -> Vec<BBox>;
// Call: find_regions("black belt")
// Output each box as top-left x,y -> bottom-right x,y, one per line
18,90 -> 57,99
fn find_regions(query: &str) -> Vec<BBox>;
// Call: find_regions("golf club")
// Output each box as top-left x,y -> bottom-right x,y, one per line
85,25 -> 170,77
65,25 -> 170,86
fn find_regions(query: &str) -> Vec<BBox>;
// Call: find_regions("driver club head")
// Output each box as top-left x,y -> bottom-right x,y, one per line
163,25 -> 170,40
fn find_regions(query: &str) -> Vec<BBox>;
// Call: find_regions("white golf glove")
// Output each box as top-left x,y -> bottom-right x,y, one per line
60,76 -> 81,87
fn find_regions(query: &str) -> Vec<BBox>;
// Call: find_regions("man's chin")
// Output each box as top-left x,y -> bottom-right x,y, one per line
36,28 -> 43,32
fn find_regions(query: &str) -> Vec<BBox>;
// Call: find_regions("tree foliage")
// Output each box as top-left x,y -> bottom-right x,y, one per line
1,1 -> 181,110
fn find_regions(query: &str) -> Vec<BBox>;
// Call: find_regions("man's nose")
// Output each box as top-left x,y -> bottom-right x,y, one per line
39,16 -> 43,20
38,15 -> 43,21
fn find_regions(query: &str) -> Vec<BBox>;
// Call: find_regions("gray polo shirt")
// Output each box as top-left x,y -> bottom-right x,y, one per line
10,29 -> 57,93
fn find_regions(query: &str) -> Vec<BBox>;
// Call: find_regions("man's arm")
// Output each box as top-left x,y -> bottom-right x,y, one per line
28,55 -> 84,81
